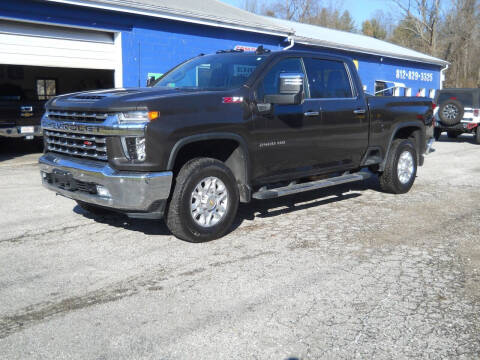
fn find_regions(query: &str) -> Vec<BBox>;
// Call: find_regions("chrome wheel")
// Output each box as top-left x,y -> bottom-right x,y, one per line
190,176 -> 229,228
397,151 -> 415,184
442,104 -> 459,121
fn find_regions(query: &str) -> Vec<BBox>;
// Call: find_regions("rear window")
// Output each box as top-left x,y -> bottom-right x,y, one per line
437,92 -> 474,107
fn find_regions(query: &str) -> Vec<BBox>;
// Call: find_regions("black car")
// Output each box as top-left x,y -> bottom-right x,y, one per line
434,88 -> 480,143
39,48 -> 435,242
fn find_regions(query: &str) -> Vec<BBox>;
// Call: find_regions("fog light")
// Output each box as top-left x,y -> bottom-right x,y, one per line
41,171 -> 47,179
96,185 -> 111,198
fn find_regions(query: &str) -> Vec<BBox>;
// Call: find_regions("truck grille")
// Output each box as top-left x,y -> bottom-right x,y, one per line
47,110 -> 109,123
45,130 -> 108,161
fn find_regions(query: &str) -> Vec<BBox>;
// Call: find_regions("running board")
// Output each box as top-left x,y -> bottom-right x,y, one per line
252,172 -> 371,200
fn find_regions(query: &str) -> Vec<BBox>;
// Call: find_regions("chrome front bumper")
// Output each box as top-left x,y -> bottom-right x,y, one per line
39,153 -> 172,217
0,125 -> 42,138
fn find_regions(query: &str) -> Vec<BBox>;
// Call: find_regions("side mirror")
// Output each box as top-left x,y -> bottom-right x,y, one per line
264,73 -> 304,105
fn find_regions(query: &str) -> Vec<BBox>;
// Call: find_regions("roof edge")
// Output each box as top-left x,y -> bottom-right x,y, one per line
295,37 -> 449,67
46,0 -> 294,37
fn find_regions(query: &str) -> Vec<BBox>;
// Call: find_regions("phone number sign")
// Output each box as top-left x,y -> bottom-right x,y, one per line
395,69 -> 433,82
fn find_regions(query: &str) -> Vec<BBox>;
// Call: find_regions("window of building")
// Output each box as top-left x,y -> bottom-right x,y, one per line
256,57 -> 304,101
303,58 -> 353,98
374,81 -> 393,96
405,88 -> 412,97
393,87 -> 401,96
36,79 -> 56,100
416,88 -> 426,97
429,89 -> 436,99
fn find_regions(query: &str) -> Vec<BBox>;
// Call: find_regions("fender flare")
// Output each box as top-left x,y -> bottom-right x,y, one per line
167,132 -> 251,185
380,121 -> 424,171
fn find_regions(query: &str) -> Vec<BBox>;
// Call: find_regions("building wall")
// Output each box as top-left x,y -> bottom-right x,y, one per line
1,0 -> 442,96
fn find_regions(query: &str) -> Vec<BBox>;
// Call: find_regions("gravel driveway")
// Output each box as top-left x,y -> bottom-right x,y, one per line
0,135 -> 479,359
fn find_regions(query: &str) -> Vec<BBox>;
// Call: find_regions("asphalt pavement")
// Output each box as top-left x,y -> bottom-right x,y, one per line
0,135 -> 479,359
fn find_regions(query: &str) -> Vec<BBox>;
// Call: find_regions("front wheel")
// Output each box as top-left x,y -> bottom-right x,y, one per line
379,139 -> 417,194
166,158 -> 239,242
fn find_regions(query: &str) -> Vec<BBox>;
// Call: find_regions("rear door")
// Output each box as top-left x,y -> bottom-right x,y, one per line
302,57 -> 369,169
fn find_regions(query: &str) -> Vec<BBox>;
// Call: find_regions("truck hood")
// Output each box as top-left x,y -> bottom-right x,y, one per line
47,87 -> 211,112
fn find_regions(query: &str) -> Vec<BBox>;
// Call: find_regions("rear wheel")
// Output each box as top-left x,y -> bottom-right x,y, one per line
475,127 -> 480,144
166,158 -> 239,242
379,139 -> 417,194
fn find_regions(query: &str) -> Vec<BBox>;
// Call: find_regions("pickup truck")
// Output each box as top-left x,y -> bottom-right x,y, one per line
39,48 -> 435,242
0,83 -> 44,142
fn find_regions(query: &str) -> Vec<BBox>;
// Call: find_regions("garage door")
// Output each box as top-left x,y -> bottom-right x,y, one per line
0,19 -> 118,70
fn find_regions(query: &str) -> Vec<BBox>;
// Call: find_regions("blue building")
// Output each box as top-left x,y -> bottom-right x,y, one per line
0,0 -> 448,101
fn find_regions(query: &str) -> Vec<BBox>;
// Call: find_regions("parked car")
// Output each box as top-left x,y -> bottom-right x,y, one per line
0,83 -> 44,144
39,48 -> 435,242
433,88 -> 480,144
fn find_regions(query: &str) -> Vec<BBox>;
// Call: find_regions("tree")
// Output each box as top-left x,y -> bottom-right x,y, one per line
390,0 -> 442,55
362,19 -> 387,39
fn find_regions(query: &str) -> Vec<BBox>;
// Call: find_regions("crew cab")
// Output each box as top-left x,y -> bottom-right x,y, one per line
39,48 -> 435,242
0,83 -> 44,141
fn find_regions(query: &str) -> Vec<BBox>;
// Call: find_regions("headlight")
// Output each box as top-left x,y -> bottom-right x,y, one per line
122,137 -> 146,161
118,111 -> 159,123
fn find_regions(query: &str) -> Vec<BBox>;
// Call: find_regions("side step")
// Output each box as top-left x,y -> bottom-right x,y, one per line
252,172 -> 371,200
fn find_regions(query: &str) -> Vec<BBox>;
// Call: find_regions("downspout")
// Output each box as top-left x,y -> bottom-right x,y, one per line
283,36 -> 295,50
440,64 -> 449,89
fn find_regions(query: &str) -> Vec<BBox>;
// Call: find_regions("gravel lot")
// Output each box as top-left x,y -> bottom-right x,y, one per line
0,135 -> 479,359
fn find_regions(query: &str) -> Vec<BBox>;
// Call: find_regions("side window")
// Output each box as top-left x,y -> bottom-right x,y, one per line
304,58 -> 353,99
257,57 -> 304,101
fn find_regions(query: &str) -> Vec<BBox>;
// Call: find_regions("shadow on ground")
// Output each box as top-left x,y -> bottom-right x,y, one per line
436,133 -> 478,144
0,138 -> 43,162
73,174 -> 381,239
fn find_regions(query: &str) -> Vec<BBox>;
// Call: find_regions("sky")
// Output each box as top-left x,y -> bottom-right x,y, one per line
219,0 -> 392,26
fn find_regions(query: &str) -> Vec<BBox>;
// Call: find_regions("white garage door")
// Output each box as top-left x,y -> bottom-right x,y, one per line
0,19 -> 119,71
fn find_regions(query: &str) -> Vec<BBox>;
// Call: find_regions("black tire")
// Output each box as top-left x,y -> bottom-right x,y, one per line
438,99 -> 464,126
76,201 -> 113,215
475,128 -> 480,144
166,158 -> 239,242
447,131 -> 459,139
434,128 -> 442,141
379,139 -> 417,194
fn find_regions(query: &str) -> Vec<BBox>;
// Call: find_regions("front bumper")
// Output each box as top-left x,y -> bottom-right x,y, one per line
0,125 -> 42,138
39,153 -> 172,218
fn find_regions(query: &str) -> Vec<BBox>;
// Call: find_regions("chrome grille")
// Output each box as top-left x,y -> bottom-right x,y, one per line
47,110 -> 109,123
45,130 -> 108,161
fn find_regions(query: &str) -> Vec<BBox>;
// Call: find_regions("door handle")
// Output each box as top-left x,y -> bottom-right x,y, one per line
304,111 -> 320,117
353,109 -> 366,115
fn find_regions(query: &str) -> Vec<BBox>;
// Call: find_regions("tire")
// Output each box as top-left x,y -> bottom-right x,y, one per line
447,131 -> 459,139
166,158 -> 239,242
438,99 -> 464,126
434,128 -> 442,141
475,128 -> 480,144
76,201 -> 113,215
379,139 -> 417,194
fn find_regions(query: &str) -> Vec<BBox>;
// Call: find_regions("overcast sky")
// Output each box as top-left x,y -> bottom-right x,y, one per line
219,0 -> 392,26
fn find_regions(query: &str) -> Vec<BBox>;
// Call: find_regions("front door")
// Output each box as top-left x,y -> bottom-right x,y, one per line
251,57 -> 324,183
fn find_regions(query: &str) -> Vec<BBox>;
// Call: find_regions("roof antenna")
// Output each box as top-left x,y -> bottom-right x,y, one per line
283,36 -> 295,50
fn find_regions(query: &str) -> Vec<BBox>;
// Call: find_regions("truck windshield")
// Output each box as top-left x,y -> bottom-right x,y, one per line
154,53 -> 269,90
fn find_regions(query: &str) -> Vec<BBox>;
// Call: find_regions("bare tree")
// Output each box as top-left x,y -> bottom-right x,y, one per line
390,0 -> 442,55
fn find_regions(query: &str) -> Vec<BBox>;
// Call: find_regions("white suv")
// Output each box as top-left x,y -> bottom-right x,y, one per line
434,89 -> 480,144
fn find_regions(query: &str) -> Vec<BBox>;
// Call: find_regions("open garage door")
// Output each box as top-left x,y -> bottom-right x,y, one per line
0,19 -> 120,76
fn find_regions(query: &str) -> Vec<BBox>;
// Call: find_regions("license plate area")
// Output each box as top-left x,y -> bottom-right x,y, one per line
52,169 -> 77,191
20,126 -> 35,134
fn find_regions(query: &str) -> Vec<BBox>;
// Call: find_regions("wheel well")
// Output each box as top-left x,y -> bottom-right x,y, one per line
171,139 -> 250,201
392,126 -> 422,162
